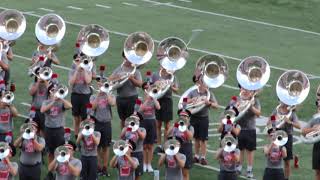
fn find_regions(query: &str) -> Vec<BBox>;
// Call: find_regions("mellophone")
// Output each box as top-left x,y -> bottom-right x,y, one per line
0,8 -> 320,176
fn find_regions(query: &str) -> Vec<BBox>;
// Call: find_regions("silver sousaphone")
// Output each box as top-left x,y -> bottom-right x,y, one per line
234,56 -> 270,122
178,54 -> 228,114
0,9 -> 26,41
146,37 -> 187,99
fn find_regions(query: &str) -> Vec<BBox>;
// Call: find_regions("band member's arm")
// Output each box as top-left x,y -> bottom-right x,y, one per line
232,125 -> 241,136
48,159 -> 58,172
91,96 -> 98,110
40,100 -> 56,113
32,138 -> 45,152
29,82 -> 40,96
92,133 -> 101,145
13,136 -> 23,148
67,161 -> 81,177
302,123 -> 320,136
120,128 -> 126,139
137,128 -> 146,140
251,99 -> 261,117
171,78 -> 179,93
263,144 -> 274,155
60,99 -> 72,109
218,123 -> 223,133
7,48 -> 13,61
158,153 -> 166,167
0,61 -> 9,71
5,159 -> 17,176
289,113 -> 301,129
174,154 -> 186,168
110,155 -> 118,168
185,128 -> 194,141
125,154 -> 138,169
48,53 -> 60,65
215,149 -> 223,160
107,94 -> 116,106
129,74 -> 142,87
153,98 -> 161,110
76,133 -> 83,145
206,93 -> 219,109
69,69 -> 80,86
281,146 -> 287,159
84,70 -> 92,84
232,150 -> 240,162
9,105 -> 18,117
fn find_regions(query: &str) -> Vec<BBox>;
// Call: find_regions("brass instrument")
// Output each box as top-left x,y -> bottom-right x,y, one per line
272,130 -> 288,146
80,120 -> 94,136
164,139 -> 180,156
20,123 -> 36,140
113,140 -> 129,157
221,134 -> 237,152
125,115 -> 140,132
178,54 -> 228,114
54,84 -> 68,99
1,91 -> 14,104
0,9 -> 26,40
55,145 -> 70,163
79,55 -> 93,72
0,142 -> 10,159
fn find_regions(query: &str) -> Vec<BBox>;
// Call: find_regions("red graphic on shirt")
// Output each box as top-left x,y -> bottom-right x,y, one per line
58,163 -> 70,176
0,112 -> 10,123
167,156 -> 177,168
223,153 -> 234,168
38,89 -> 46,96
24,140 -> 35,153
120,158 -> 131,177
83,136 -> 95,151
269,149 -> 282,163
98,98 -> 108,108
75,73 -> 85,84
50,106 -> 60,116
142,105 -> 154,116
125,132 -> 138,142
173,128 -> 187,142
0,169 -> 9,180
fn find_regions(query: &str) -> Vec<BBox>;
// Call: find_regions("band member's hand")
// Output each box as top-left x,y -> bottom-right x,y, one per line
205,100 -> 211,106
128,74 -> 135,81
47,52 -> 52,59
284,117 -> 292,125
53,96 -> 59,102
313,124 -> 320,131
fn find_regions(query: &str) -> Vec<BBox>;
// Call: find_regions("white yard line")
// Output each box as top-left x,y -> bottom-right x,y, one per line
38,8 -> 55,12
1,7 -> 319,79
67,6 -> 83,11
20,102 -> 31,107
177,0 -> 192,2
95,4 -> 112,9
142,0 -> 320,37
122,2 -> 138,7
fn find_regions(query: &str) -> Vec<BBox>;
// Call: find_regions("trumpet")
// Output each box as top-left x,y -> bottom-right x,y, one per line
164,139 -> 180,156
272,130 -> 288,147
113,140 -> 129,157
125,115 -> 140,132
54,84 -> 68,99
20,123 -> 36,140
0,142 -> 10,160
55,145 -> 70,163
1,91 -> 14,105
178,54 -> 228,114
80,120 -> 94,136
221,134 -> 237,152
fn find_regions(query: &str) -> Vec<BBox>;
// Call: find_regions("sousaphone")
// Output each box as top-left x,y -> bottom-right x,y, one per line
0,9 -> 26,41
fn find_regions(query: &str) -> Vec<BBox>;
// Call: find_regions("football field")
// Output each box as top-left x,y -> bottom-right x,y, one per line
1,0 -> 320,179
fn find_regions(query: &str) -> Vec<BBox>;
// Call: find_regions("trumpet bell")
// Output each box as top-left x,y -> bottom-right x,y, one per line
273,130 -> 288,146
157,37 -> 188,72
2,91 -> 14,104
164,139 -> 180,156
222,109 -> 236,124
125,116 -> 140,132
0,9 -> 26,40
113,140 -> 129,156
276,70 -> 310,106
221,135 -> 237,152
35,14 -> 66,45
77,24 -> 109,57
178,120 -> 187,132
124,32 -> 154,65
80,120 -> 94,136
196,54 -> 228,88
79,56 -> 93,72
0,142 -> 10,159
55,84 -> 68,99
236,56 -> 270,90
39,67 -> 53,81
20,123 -> 35,140
55,145 -> 70,163
100,82 -> 111,93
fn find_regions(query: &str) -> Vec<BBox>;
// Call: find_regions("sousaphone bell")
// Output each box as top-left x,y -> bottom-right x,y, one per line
0,9 -> 26,41
113,140 -> 129,157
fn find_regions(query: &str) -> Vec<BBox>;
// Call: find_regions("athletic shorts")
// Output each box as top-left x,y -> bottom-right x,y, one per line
263,168 -> 284,180
218,171 -> 237,180
313,141 -> 320,170
71,93 -> 90,120
94,121 -> 112,148
283,134 -> 293,161
80,156 -> 98,180
45,127 -> 65,154
33,110 -> 45,132
19,162 -> 41,180
179,142 -> 193,169
132,151 -> 143,177
116,95 -> 138,121
155,97 -> 173,122
190,116 -> 209,141
238,129 -> 256,151
141,119 -> 157,145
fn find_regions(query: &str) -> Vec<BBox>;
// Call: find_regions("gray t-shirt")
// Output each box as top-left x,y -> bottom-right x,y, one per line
139,100 -> 156,120
68,69 -> 91,95
271,109 -> 298,135
151,72 -> 179,99
71,62 -> 97,77
55,158 -> 82,180
0,53 -> 8,80
122,127 -> 146,153
112,66 -> 142,98
187,89 -> 216,117
80,131 -> 101,157
20,136 -> 45,165
116,156 -> 139,180
0,161 -> 18,180
42,100 -> 66,128
0,107 -> 13,134
172,126 -> 194,144
305,113 -> 320,128
30,82 -> 49,110
219,149 -> 240,172
90,93 -> 112,123
165,153 -> 186,180
236,98 -> 261,130
32,50 -> 57,68
266,146 -> 284,169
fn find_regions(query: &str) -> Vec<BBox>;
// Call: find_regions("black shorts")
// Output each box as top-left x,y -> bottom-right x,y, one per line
4,70 -> 9,86
45,127 -> 65,154
141,119 -> 157,145
283,134 -> 293,161
155,97 -> 173,122
80,156 -> 98,180
263,168 -> 284,180
179,142 -> 193,169
218,171 -> 237,180
190,116 -> 209,141
33,110 -> 45,132
132,151 -> 143,177
94,121 -> 112,148
19,162 -> 41,180
238,130 -> 256,151
313,141 -> 320,170
71,93 -> 90,120
116,95 -> 138,121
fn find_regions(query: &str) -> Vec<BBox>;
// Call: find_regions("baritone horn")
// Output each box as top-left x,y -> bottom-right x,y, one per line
178,54 -> 228,114
0,9 -> 26,41
80,120 -> 94,136
20,123 -> 36,140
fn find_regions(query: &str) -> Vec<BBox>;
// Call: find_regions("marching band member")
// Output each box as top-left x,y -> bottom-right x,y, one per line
140,83 -> 161,172
120,113 -> 146,180
48,141 -> 82,180
69,53 -> 93,138
0,39 -> 13,86
110,52 -> 143,129
0,142 -> 18,179
41,84 -> 72,164
187,78 -> 218,165
269,102 -> 300,180
90,78 -> 116,177
110,140 -> 139,180
0,90 -> 18,142
218,105 -> 241,140
302,100 -> 320,180
14,121 -> 45,180
31,40 -> 60,67
150,68 -> 179,153
167,109 -> 194,180
216,136 -> 240,180
76,119 -> 101,180
158,139 -> 186,180
234,86 -> 261,178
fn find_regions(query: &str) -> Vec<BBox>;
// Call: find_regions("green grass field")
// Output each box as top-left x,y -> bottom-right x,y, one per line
1,0 -> 320,179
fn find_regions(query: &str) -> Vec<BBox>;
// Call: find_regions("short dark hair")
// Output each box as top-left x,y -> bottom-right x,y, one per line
128,139 -> 136,151
66,140 -> 77,151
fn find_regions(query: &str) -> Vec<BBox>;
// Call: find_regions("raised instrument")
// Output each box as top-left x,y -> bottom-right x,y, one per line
1,91 -> 14,104
80,120 -> 95,136
164,139 -> 180,156
113,140 -> 129,157
221,134 -> 237,152
272,130 -> 288,146
125,115 -> 140,132
20,123 -> 36,140
178,54 -> 228,114
0,142 -> 10,159
55,145 -> 70,163
54,84 -> 68,99
0,9 -> 26,41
